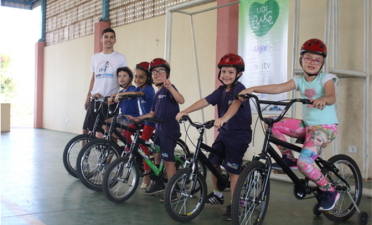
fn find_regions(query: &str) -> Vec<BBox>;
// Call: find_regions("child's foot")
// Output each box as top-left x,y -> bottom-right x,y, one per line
318,191 -> 340,211
272,158 -> 298,170
144,181 -> 165,195
140,183 -> 149,189
205,192 -> 224,205
221,204 -> 231,221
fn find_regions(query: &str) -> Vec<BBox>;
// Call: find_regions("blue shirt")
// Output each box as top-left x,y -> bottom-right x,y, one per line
119,85 -> 140,120
205,82 -> 252,137
151,85 -> 180,134
292,73 -> 338,126
135,85 -> 155,127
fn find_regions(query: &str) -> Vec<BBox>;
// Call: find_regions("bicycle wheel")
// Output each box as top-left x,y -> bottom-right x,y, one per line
63,134 -> 96,178
102,156 -> 140,203
176,154 -> 207,179
231,161 -> 270,225
321,154 -> 363,222
175,138 -> 190,155
164,168 -> 207,222
76,139 -> 122,192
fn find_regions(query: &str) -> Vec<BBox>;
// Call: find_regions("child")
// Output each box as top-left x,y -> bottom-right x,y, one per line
239,38 -> 339,211
113,62 -> 155,189
128,58 -> 184,199
176,53 -> 252,221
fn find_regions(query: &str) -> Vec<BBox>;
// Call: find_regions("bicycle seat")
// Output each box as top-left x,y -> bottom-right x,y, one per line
295,137 -> 305,144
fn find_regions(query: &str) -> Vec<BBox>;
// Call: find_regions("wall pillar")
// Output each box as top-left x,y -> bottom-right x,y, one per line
34,41 -> 45,128
94,21 -> 111,53
214,0 -> 239,137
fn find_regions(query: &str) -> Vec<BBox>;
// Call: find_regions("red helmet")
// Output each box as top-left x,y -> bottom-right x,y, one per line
136,61 -> 152,86
217,53 -> 245,72
149,58 -> 170,78
300,38 -> 327,58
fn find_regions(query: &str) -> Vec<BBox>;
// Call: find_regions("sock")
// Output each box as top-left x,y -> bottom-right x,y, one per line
213,190 -> 223,198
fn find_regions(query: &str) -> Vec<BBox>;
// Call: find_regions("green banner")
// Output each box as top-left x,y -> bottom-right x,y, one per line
238,0 -> 289,113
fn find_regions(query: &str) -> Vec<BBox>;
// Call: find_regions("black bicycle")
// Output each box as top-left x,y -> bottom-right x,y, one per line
102,117 -> 206,203
76,94 -> 190,192
231,93 -> 368,225
163,115 -> 234,222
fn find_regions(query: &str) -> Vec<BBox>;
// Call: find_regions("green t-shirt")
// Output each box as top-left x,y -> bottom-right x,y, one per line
292,73 -> 338,126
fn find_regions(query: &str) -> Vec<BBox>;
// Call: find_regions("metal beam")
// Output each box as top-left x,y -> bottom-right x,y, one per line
100,0 -> 109,22
38,0 -> 45,42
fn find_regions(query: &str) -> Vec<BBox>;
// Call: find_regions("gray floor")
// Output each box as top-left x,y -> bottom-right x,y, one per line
1,128 -> 371,225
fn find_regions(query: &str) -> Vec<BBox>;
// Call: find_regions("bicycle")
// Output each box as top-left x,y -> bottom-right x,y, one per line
231,93 -> 369,225
102,117 -> 206,203
63,96 -> 131,178
76,94 -> 191,192
163,115 -> 234,222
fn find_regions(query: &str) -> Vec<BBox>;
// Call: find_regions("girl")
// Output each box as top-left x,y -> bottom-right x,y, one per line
113,62 -> 155,189
239,38 -> 339,211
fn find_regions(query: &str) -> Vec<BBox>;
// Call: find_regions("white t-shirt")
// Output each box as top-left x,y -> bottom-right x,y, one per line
90,51 -> 127,97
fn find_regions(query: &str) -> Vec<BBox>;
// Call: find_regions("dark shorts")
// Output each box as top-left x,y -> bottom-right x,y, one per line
82,101 -> 116,131
209,134 -> 250,175
153,132 -> 181,162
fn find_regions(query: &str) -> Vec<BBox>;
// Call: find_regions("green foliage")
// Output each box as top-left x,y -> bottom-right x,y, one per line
1,53 -> 17,102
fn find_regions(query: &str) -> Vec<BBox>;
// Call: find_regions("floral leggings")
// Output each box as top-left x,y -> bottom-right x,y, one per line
270,117 -> 337,191
122,124 -> 155,170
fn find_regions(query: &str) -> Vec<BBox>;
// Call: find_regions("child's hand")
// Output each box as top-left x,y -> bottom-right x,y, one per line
114,95 -> 120,103
238,88 -> 253,101
108,93 -> 116,104
310,98 -> 327,110
176,111 -> 188,122
126,115 -> 139,122
162,73 -> 172,88
92,93 -> 104,99
214,117 -> 228,128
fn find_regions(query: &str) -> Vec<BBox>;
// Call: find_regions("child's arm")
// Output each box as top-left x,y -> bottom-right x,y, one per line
127,111 -> 155,121
239,80 -> 296,100
175,99 -> 209,121
214,100 -> 241,128
162,74 -> 185,104
311,80 -> 336,110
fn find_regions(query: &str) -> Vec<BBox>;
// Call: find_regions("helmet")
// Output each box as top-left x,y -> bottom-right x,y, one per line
300,38 -> 327,58
149,58 -> 170,78
117,66 -> 134,88
136,61 -> 152,86
217,53 -> 245,87
217,53 -> 245,72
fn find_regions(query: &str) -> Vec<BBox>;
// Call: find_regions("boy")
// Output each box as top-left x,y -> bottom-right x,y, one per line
176,53 -> 252,220
82,28 -> 127,136
128,58 -> 184,199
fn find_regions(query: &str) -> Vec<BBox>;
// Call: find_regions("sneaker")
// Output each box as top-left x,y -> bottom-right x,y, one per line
144,181 -> 165,195
318,191 -> 340,211
159,191 -> 178,203
221,204 -> 231,221
272,158 -> 298,170
205,192 -> 224,205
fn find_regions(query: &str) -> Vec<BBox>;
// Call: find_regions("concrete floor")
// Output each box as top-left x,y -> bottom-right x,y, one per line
1,128 -> 371,225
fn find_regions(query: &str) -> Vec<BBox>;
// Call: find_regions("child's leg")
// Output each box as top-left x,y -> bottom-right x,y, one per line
269,117 -> 307,160
140,125 -> 155,185
158,133 -> 180,180
122,124 -> 136,151
297,124 -> 337,191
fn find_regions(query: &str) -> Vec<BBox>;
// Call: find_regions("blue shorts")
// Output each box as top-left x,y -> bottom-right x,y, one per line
153,132 -> 181,162
209,134 -> 250,175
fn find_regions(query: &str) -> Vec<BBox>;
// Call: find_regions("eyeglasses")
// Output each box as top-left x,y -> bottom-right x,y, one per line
303,57 -> 323,66
151,70 -> 166,75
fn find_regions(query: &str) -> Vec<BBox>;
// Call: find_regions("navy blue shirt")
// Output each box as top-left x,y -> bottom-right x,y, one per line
151,85 -> 180,134
205,82 -> 252,137
135,85 -> 155,127
119,85 -> 140,120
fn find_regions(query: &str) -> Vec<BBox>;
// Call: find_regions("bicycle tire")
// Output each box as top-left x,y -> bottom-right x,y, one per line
63,134 -> 96,178
321,154 -> 363,222
231,161 -> 270,225
164,168 -> 207,222
76,139 -> 122,192
175,138 -> 190,155
102,156 -> 140,203
176,153 -> 207,179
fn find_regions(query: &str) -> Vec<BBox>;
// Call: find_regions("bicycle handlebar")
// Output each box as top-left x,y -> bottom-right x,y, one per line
237,94 -> 311,124
179,115 -> 215,129
130,117 -> 163,125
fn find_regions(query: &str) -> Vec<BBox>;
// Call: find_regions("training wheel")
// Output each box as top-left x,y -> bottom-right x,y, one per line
358,211 -> 369,225
312,203 -> 322,216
